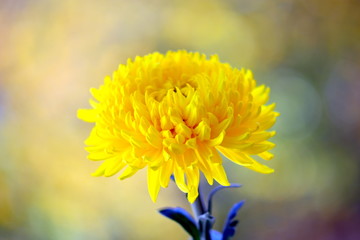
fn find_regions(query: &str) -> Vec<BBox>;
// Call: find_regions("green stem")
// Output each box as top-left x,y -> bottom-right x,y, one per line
191,188 -> 212,240
191,191 -> 205,221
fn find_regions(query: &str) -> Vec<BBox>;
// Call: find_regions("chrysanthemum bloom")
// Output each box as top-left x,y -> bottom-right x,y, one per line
78,50 -> 279,203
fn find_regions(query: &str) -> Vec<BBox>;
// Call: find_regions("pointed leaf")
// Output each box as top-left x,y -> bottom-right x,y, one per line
227,200 -> 245,220
159,207 -> 200,240
222,200 -> 245,240
207,184 -> 241,214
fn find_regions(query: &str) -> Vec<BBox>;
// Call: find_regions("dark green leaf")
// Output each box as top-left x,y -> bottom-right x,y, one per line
159,207 -> 200,240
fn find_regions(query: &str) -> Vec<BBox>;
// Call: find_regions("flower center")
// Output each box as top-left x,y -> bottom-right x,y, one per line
151,81 -> 196,102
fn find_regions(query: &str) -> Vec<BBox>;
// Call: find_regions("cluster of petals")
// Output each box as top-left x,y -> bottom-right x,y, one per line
78,50 -> 279,203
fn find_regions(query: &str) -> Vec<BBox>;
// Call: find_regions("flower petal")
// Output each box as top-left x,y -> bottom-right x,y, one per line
185,166 -> 200,203
159,159 -> 174,188
77,109 -> 97,122
174,161 -> 189,193
147,167 -> 161,202
217,147 -> 274,174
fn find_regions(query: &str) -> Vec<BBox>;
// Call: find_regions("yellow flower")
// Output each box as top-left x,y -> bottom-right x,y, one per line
78,50 -> 279,203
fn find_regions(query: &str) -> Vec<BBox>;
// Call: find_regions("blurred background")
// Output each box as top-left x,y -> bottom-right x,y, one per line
1,0 -> 360,239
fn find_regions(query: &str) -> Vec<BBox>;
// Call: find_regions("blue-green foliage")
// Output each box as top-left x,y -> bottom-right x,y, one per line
159,207 -> 200,240
159,183 -> 245,240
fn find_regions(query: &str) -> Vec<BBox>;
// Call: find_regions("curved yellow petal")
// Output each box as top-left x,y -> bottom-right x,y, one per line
210,149 -> 230,186
217,146 -> 274,174
159,159 -> 174,188
77,109 -> 97,122
185,166 -> 200,203
147,167 -> 161,202
174,161 -> 188,193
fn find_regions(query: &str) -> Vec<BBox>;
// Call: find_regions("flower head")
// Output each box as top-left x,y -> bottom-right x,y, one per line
78,50 -> 279,203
